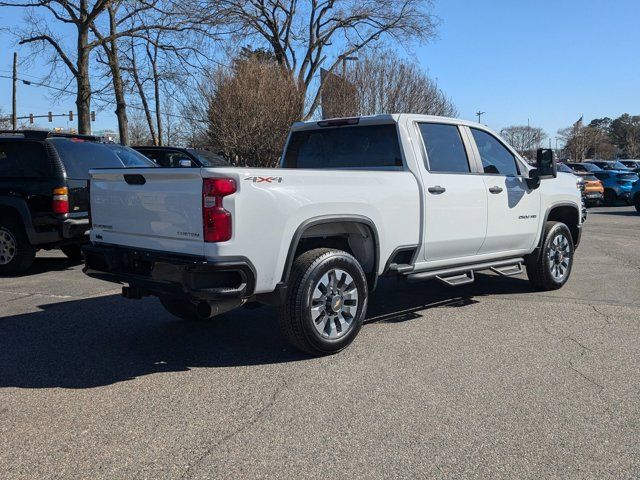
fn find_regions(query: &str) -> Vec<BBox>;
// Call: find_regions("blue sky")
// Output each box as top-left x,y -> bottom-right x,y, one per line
1,0 -> 639,141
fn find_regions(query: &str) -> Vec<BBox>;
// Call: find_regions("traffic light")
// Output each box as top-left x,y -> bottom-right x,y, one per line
69,111 -> 73,121
48,111 -> 52,122
91,111 -> 95,122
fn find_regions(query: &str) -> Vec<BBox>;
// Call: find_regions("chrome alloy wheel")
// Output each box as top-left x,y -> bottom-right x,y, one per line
547,233 -> 571,281
310,268 -> 359,339
0,228 -> 17,265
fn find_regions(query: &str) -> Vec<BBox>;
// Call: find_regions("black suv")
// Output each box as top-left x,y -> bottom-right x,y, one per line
0,131 -> 155,274
132,146 -> 231,167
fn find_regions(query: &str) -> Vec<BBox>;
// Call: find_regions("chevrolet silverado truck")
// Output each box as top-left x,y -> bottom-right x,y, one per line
83,115 -> 583,355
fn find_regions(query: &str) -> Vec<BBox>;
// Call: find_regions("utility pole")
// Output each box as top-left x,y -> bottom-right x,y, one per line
12,52 -> 17,130
476,111 -> 485,123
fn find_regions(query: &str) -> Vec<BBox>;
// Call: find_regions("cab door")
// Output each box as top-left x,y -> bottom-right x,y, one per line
466,127 -> 541,254
417,122 -> 488,262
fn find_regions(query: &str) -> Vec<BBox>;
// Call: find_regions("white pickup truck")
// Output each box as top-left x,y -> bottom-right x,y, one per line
84,114 -> 584,355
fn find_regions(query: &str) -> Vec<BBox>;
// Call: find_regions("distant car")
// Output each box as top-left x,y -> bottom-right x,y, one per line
620,159 -> 640,174
558,163 -> 603,207
132,146 -> 231,168
0,130 -> 156,274
565,161 -> 637,206
586,160 -> 634,172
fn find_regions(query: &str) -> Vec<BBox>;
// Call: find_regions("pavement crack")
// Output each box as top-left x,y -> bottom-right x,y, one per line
568,361 -> 604,392
590,304 -> 612,325
177,375 -> 293,480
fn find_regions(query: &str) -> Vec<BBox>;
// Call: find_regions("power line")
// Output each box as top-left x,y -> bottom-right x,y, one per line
1,74 -> 207,124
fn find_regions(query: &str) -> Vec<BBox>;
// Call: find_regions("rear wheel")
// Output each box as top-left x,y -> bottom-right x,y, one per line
603,189 -> 617,206
0,220 -> 36,275
159,296 -> 200,321
634,195 -> 640,214
61,245 -> 84,262
526,221 -> 574,291
278,248 -> 368,356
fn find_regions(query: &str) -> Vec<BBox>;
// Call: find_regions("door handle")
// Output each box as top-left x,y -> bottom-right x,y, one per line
428,185 -> 446,194
489,186 -> 503,194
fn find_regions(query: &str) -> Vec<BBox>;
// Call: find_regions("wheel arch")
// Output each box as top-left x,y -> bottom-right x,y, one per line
541,202 -> 581,248
0,199 -> 35,241
280,215 -> 380,290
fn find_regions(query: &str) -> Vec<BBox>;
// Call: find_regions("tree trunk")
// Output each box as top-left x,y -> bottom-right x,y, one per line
107,7 -> 128,144
76,27 -> 92,134
130,44 -> 157,145
150,47 -> 163,146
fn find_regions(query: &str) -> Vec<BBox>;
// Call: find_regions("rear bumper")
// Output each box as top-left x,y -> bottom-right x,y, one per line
62,218 -> 90,239
83,243 -> 256,301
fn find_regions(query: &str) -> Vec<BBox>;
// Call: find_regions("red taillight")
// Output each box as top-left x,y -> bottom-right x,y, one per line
203,178 -> 236,242
52,187 -> 69,214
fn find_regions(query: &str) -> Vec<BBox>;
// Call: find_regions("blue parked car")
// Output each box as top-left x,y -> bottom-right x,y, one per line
630,179 -> 640,213
566,162 -> 639,206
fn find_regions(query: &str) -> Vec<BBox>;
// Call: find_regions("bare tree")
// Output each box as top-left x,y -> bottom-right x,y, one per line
322,50 -> 457,118
207,0 -> 438,119
1,0 -> 191,134
207,56 -> 304,166
500,125 -> 547,158
127,110 -> 152,145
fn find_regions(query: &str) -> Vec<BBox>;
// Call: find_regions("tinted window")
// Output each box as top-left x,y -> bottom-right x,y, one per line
419,123 -> 469,173
557,163 -> 573,173
284,124 -> 402,170
137,149 -> 165,166
50,139 -> 156,179
189,149 -> 231,167
471,128 -> 519,176
0,141 -> 51,178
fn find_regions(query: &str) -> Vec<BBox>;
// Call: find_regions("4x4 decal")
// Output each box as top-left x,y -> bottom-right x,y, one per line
244,176 -> 283,183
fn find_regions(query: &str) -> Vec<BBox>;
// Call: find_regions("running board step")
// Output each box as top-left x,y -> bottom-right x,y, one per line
435,271 -> 474,287
388,263 -> 413,273
407,257 -> 525,286
490,262 -> 523,277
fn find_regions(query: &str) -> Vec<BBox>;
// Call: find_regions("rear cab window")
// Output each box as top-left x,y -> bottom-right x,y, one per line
283,124 -> 403,170
0,141 -> 52,178
49,139 -> 156,179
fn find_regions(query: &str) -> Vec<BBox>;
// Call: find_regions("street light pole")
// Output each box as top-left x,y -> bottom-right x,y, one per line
12,52 -> 17,130
476,111 -> 485,123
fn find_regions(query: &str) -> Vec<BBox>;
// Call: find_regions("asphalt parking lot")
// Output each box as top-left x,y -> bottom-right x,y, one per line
1,206 -> 639,479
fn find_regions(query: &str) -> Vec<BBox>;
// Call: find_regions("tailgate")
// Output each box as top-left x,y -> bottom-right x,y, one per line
90,168 -> 205,256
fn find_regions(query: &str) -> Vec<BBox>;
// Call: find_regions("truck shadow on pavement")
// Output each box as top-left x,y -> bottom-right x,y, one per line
2,256 -> 82,278
0,273 -> 533,389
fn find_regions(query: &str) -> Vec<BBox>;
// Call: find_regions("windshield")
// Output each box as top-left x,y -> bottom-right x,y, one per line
581,163 -> 602,172
557,163 -> 573,173
50,138 -> 156,179
188,149 -> 231,167
609,161 -> 631,170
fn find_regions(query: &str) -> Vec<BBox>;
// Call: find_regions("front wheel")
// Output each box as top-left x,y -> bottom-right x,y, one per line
525,221 -> 574,291
278,248 -> 368,356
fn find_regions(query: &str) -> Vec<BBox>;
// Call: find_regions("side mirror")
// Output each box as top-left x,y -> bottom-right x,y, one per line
526,168 -> 541,190
178,159 -> 192,168
536,148 -> 557,178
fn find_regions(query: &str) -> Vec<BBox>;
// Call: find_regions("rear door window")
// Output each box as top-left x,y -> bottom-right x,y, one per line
0,141 -> 51,178
471,128 -> 520,176
418,123 -> 470,173
283,124 -> 403,170
49,139 -> 155,179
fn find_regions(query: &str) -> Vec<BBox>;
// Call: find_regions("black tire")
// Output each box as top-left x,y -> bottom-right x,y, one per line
278,248 -> 368,356
60,245 -> 84,262
0,220 -> 36,275
635,195 -> 640,214
159,296 -> 201,321
525,221 -> 574,291
603,189 -> 617,206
